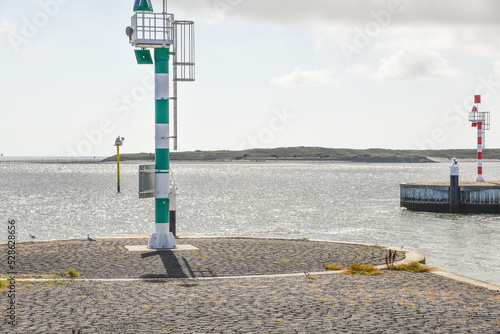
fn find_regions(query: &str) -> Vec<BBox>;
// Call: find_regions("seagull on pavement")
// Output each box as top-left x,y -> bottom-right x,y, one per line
87,234 -> 96,242
30,234 -> 37,240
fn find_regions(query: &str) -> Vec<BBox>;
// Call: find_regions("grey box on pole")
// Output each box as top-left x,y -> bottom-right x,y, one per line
139,164 -> 156,199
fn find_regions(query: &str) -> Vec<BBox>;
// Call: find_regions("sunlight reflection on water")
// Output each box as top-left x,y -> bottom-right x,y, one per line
0,161 -> 499,285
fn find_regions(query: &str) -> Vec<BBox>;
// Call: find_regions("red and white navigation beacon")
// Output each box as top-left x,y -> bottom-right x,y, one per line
469,95 -> 490,182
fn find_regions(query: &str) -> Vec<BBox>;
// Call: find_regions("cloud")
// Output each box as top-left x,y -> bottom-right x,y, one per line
493,60 -> 500,78
389,26 -> 500,58
0,19 -> 17,35
168,0 -> 500,63
171,1 -> 500,65
346,63 -> 372,75
371,45 -> 463,82
171,0 -> 500,26
270,67 -> 341,88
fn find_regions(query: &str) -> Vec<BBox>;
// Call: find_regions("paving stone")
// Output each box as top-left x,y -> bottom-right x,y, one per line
0,237 -> 401,279
0,237 -> 499,333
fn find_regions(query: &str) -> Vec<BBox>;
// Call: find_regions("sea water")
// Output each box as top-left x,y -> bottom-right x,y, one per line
0,161 -> 499,286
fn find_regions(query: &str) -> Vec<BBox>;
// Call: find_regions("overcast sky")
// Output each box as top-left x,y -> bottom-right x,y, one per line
1,0 -> 500,156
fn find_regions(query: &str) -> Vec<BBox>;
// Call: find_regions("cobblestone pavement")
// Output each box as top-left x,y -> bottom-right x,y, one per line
1,237 -> 499,333
0,237 -> 403,279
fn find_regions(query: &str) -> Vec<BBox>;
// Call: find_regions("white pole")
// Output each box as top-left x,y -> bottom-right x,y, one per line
477,121 -> 484,182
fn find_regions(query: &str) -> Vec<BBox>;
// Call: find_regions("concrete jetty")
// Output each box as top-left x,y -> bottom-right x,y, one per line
1,236 -> 499,333
401,181 -> 500,213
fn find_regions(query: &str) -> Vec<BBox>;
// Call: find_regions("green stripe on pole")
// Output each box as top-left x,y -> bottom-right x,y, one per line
154,48 -> 171,229
155,198 -> 170,223
156,149 -> 170,170
154,48 -> 170,73
155,100 -> 169,123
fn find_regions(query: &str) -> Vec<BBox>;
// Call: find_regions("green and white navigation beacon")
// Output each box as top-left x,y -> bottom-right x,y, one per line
127,0 -> 195,249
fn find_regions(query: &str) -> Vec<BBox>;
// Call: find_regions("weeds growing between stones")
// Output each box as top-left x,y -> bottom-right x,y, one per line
385,249 -> 428,272
385,249 -> 397,269
324,264 -> 342,271
388,262 -> 429,273
342,264 -> 381,276
66,269 -> 80,278
304,270 -> 315,279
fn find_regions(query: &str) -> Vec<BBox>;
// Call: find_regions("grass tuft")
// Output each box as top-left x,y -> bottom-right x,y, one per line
66,269 -> 80,278
324,264 -> 342,271
388,262 -> 428,273
342,263 -> 382,276
304,270 -> 315,280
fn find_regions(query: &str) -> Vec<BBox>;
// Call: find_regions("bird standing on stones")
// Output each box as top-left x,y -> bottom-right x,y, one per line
87,234 -> 96,242
29,234 -> 36,240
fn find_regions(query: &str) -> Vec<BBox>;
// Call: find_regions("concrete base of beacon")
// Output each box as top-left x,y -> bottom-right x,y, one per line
148,223 -> 177,249
400,181 -> 500,214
